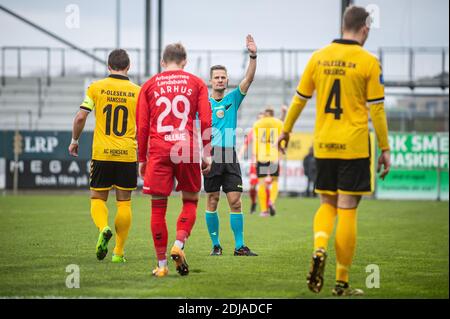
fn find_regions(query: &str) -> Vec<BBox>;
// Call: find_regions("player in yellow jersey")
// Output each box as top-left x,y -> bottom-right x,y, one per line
239,106 -> 287,214
68,49 -> 141,263
278,6 -> 391,296
253,107 -> 284,217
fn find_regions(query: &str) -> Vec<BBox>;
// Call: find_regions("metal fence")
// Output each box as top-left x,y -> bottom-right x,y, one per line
1,46 -> 448,134
1,46 -> 449,89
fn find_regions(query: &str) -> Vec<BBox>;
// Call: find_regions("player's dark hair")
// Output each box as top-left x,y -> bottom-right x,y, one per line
342,5 -> 370,32
210,65 -> 228,79
163,43 -> 187,64
108,49 -> 130,71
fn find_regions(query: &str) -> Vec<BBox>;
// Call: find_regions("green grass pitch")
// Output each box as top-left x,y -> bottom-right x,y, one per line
0,193 -> 448,298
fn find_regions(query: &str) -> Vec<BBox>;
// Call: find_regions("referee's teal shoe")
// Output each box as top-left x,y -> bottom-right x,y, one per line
96,226 -> 113,261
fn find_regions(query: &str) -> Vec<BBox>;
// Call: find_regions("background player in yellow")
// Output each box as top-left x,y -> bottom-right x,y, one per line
68,49 -> 141,263
238,105 -> 287,214
253,107 -> 284,217
278,6 -> 391,296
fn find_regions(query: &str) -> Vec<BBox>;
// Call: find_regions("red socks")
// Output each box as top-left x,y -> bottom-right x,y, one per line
249,188 -> 257,204
151,198 -> 198,261
151,198 -> 168,261
176,199 -> 198,243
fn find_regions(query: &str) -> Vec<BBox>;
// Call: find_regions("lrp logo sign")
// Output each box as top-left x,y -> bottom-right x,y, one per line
24,136 -> 59,154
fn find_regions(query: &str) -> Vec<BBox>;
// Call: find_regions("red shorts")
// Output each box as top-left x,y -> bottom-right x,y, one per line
249,163 -> 258,186
143,155 -> 201,197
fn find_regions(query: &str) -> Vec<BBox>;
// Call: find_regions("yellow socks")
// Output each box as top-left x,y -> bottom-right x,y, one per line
335,208 -> 357,283
113,200 -> 132,256
313,203 -> 337,251
257,178 -> 267,212
269,178 -> 279,204
91,198 -> 132,257
312,203 -> 358,284
91,198 -> 108,232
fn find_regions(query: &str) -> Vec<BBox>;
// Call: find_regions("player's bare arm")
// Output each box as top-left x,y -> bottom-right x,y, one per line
69,109 -> 89,157
239,34 -> 257,94
201,156 -> 212,175
139,162 -> 147,178
197,81 -> 213,176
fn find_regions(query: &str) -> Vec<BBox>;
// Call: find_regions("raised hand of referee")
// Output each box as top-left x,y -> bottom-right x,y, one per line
246,34 -> 257,56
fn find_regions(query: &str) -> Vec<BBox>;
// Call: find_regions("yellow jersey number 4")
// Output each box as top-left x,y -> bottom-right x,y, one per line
325,79 -> 343,120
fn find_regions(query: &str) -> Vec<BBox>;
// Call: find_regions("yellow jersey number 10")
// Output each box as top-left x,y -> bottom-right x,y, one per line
103,104 -> 128,136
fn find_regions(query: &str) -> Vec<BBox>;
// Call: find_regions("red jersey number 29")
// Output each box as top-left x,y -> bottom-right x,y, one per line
156,95 -> 190,133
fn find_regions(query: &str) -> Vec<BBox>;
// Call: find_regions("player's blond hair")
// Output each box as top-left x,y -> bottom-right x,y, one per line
163,43 -> 187,64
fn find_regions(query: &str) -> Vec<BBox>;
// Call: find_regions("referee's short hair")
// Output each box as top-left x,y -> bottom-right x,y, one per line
108,49 -> 130,71
342,5 -> 370,32
210,65 -> 228,78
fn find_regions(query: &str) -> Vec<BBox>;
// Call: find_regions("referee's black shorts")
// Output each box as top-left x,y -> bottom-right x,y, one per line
203,147 -> 243,193
90,160 -> 138,191
314,157 -> 372,196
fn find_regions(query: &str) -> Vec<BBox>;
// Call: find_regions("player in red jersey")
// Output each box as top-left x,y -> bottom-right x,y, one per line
136,43 -> 212,277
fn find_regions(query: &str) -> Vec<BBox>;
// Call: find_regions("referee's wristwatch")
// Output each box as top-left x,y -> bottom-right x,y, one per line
249,54 -> 257,59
